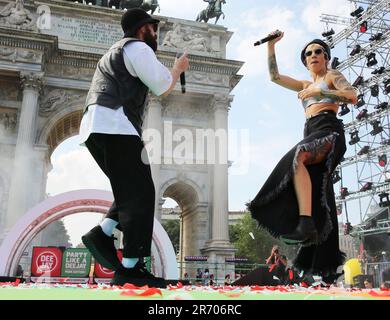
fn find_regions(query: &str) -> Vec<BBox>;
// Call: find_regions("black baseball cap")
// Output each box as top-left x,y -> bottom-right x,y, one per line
121,8 -> 160,38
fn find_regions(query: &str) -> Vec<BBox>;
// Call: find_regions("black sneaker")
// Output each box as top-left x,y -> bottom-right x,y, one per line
111,262 -> 167,288
81,226 -> 121,271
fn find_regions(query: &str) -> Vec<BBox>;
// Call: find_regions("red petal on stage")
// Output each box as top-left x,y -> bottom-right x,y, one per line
11,279 -> 20,287
250,285 -> 264,291
368,290 -> 390,297
121,288 -> 162,297
123,283 -> 149,290
301,282 -> 309,288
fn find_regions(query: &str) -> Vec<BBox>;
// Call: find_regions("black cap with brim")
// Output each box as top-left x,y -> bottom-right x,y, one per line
121,8 -> 160,38
300,39 -> 331,66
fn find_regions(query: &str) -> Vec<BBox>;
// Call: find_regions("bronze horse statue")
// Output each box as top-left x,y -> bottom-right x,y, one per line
196,0 -> 226,24
119,0 -> 160,15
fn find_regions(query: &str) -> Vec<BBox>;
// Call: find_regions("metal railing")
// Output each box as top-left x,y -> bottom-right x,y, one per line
365,262 -> 390,287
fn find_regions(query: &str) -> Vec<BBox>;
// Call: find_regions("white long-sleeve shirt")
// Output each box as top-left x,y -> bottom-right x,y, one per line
79,41 -> 172,144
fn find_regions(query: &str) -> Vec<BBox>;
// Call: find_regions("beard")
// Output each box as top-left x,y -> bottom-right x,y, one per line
144,30 -> 158,52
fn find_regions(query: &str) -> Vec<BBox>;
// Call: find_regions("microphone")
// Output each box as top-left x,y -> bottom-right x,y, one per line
254,32 -> 281,46
176,53 -> 186,94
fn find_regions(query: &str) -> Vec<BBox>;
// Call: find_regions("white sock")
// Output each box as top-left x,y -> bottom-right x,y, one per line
100,218 -> 118,237
122,258 -> 138,269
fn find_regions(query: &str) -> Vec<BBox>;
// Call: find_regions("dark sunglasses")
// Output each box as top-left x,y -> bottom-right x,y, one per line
305,48 -> 324,57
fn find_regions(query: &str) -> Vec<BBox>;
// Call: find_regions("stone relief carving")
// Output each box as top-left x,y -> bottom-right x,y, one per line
0,0 -> 37,31
163,103 -> 209,121
0,82 -> 18,100
0,46 -> 40,63
40,89 -> 85,116
161,23 -> 213,53
45,64 -> 95,81
0,111 -> 17,132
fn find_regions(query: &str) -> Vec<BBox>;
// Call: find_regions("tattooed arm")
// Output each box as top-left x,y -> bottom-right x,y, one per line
267,34 -> 307,92
321,69 -> 358,104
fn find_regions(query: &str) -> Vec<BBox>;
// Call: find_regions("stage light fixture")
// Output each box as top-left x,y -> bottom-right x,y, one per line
384,79 -> 390,95
340,187 -> 349,199
372,67 -> 385,75
369,33 -> 383,41
349,131 -> 360,145
381,139 -> 390,146
358,146 -> 370,156
355,94 -> 365,108
370,120 -> 383,136
331,57 -> 340,69
378,154 -> 387,167
352,76 -> 364,87
338,103 -> 350,116
360,182 -> 373,192
379,192 -> 390,207
356,109 -> 368,121
351,6 -> 364,18
322,28 -> 335,38
375,102 -> 389,110
350,44 -> 361,56
344,222 -> 353,235
370,84 -> 379,97
366,53 -> 378,67
360,21 -> 368,33
333,170 -> 342,184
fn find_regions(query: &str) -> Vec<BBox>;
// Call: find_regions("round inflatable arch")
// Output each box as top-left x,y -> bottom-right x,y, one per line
0,190 -> 178,279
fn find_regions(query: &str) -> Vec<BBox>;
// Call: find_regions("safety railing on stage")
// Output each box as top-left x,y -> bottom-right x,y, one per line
366,262 -> 390,287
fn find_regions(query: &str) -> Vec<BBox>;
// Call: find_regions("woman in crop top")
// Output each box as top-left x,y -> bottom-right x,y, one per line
247,31 -> 357,284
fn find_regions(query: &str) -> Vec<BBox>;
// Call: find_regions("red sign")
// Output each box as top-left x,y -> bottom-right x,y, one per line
31,247 -> 63,277
94,250 -> 122,278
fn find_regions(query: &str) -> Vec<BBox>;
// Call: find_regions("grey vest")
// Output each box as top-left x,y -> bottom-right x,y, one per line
84,37 -> 149,136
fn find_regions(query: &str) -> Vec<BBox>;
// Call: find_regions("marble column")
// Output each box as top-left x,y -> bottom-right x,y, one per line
145,95 -> 163,221
5,72 -> 44,230
211,94 -> 231,243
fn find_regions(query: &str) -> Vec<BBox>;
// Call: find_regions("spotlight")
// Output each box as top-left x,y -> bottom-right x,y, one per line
351,6 -> 364,18
357,146 -> 370,156
366,53 -> 378,67
375,102 -> 389,110
360,182 -> 373,192
322,28 -> 335,38
360,21 -> 368,33
340,187 -> 349,199
384,79 -> 390,95
372,67 -> 385,75
370,120 -> 383,135
350,44 -> 361,56
378,154 -> 387,167
381,139 -> 390,146
344,222 -> 353,235
369,33 -> 383,41
356,108 -> 368,121
333,170 -> 342,184
331,57 -> 340,69
352,76 -> 364,87
355,94 -> 365,108
370,84 -> 379,97
349,131 -> 360,145
338,103 -> 350,116
379,192 -> 390,207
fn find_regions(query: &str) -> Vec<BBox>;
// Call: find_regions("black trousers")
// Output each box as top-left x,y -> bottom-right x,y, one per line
85,133 -> 155,258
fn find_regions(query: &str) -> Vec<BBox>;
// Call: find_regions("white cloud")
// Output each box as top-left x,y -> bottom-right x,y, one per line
301,0 -> 351,35
229,6 -> 309,77
157,0 -> 205,21
46,147 -> 110,196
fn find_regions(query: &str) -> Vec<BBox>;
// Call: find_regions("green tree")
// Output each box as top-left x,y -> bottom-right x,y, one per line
229,213 -> 299,264
162,219 -> 180,254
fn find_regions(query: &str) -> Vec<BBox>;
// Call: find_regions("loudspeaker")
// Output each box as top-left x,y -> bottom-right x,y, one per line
232,266 -> 280,286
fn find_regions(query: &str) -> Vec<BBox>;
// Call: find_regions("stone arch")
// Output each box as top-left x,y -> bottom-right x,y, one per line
0,189 -> 178,279
160,177 -> 209,262
37,108 -> 83,157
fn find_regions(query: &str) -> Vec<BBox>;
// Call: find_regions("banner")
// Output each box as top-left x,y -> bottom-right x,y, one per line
61,248 -> 91,278
94,249 -> 122,279
31,247 -> 63,277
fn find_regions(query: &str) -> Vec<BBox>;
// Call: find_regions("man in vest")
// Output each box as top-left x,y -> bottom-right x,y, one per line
80,8 -> 189,288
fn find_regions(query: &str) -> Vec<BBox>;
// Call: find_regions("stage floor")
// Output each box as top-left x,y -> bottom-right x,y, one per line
1,281 -> 390,300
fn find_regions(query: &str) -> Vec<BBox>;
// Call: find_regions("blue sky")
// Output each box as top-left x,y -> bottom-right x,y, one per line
47,0 -> 370,245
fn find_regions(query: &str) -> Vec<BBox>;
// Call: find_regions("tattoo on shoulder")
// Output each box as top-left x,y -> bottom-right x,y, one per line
331,70 -> 354,90
268,54 -> 280,81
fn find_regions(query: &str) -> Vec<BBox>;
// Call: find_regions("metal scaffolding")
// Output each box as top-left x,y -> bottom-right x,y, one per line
320,0 -> 390,237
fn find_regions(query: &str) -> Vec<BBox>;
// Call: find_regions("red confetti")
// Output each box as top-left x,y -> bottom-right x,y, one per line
368,290 -> 390,298
11,279 -> 20,287
120,288 -> 162,297
300,282 -> 309,288
122,283 -> 149,290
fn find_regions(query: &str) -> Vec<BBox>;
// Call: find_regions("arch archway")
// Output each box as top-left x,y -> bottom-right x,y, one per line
0,189 -> 178,279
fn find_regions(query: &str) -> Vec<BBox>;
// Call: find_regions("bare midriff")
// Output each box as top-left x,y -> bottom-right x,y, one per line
305,103 -> 339,119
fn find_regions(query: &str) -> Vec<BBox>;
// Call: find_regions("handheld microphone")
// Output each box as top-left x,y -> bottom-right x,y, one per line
254,32 -> 281,46
176,53 -> 186,94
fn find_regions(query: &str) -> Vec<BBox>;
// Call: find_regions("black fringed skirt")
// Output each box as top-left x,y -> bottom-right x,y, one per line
248,111 -> 347,278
